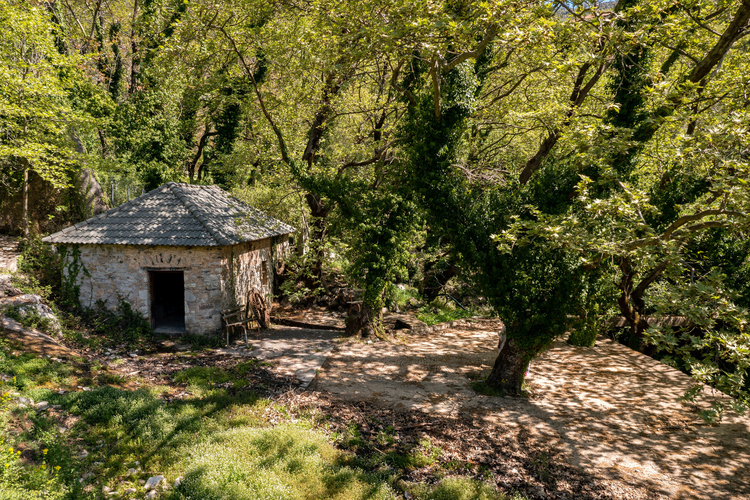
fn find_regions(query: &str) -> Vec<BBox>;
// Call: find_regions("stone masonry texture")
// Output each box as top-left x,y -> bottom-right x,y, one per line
63,237 -> 289,336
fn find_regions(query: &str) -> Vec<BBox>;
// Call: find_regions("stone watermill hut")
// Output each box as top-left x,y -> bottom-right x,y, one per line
42,182 -> 295,335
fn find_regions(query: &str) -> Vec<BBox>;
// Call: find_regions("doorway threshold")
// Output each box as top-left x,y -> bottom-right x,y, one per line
153,325 -> 186,336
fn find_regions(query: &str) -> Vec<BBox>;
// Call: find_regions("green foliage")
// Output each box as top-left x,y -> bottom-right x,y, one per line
384,284 -> 422,312
105,88 -> 188,190
2,305 -> 54,333
277,237 -> 330,304
566,326 -> 598,348
643,269 -> 750,420
417,299 -> 474,326
15,235 -> 62,303
0,436 -> 68,500
342,189 -> 421,321
0,0 -> 87,190
80,300 -> 153,345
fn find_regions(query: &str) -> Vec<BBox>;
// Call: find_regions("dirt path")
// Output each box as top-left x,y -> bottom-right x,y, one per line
217,326 -> 340,388
313,320 -> 750,500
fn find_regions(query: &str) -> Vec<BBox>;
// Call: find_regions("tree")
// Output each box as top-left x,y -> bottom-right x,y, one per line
0,0 -> 87,236
490,0 -> 750,405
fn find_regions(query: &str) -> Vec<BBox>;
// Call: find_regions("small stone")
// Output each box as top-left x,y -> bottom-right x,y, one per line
79,472 -> 94,483
127,468 -> 137,476
102,486 -> 111,493
128,353 -> 138,358
35,401 -> 49,410
124,488 -> 136,494
146,491 -> 157,499
139,479 -> 146,485
78,450 -> 89,459
18,396 -> 33,405
144,475 -> 165,491
173,476 -> 183,488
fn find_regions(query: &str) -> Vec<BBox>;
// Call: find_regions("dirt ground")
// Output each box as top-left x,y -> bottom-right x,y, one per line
312,320 -> 750,500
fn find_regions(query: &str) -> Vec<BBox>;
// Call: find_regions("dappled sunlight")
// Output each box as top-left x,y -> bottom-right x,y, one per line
315,323 -> 750,499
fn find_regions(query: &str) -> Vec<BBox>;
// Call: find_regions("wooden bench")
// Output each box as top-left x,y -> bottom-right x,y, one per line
221,305 -> 260,347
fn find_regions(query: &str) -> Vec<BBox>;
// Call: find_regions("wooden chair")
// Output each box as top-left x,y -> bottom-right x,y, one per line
221,305 -> 259,348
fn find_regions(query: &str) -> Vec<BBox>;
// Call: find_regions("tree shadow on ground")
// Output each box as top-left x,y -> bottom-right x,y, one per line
311,323 -> 750,500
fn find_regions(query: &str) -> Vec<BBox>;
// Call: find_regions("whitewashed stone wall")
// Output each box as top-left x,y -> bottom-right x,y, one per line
62,238 -> 290,336
64,244 -> 223,335
225,236 -> 290,312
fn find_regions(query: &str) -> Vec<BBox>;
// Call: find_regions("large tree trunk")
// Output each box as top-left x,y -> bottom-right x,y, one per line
304,192 -> 332,284
485,338 -> 528,395
345,303 -> 377,338
420,255 -> 458,302
22,168 -> 29,239
617,257 -> 670,352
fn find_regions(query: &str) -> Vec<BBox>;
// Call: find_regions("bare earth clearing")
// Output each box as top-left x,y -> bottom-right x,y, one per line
312,320 -> 750,500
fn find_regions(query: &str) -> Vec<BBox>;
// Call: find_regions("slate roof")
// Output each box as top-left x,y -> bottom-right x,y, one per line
42,182 -> 295,247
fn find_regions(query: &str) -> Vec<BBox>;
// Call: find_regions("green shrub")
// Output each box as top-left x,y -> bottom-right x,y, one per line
385,284 -> 422,311
417,299 -> 474,326
82,300 -> 153,343
566,325 -> 598,347
15,235 -> 62,303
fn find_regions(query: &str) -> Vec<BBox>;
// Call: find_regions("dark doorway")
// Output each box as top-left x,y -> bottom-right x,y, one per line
149,271 -> 185,333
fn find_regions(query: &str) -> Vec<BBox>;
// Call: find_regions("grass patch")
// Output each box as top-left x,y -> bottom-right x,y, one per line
165,425 -> 397,500
0,314 -> 525,500
404,478 -> 522,500
0,350 -> 77,392
173,360 -> 261,396
417,297 -> 475,326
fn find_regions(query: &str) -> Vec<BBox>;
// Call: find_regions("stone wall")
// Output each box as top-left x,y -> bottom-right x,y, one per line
64,244 -> 223,335
225,236 -> 290,312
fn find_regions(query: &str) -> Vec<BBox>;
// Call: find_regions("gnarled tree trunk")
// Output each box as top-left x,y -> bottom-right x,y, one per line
345,303 -> 377,338
617,257 -> 670,353
485,337 -> 528,395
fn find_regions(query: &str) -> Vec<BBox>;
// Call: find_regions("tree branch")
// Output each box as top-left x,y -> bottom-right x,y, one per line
443,25 -> 499,73
216,25 -> 291,165
663,209 -> 745,239
518,61 -> 608,185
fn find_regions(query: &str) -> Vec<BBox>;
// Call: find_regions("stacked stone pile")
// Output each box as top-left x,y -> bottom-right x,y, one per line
0,235 -> 19,272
